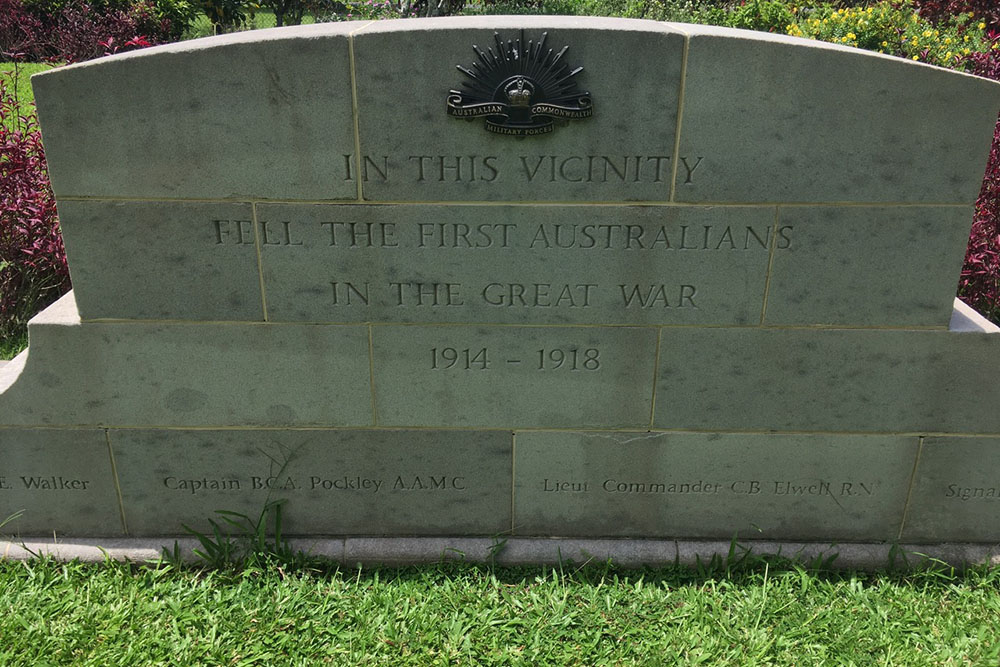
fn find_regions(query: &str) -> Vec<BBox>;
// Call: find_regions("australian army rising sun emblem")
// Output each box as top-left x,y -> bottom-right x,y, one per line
447,31 -> 593,137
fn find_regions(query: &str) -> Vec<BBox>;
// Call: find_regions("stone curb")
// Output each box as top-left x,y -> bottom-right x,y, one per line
3,537 -> 999,571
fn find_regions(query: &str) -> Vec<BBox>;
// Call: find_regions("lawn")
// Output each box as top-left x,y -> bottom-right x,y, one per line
0,61 -> 56,131
2,556 -> 1000,664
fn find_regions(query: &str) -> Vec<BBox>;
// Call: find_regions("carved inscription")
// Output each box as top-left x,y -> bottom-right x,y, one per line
340,154 -> 704,185
430,347 -> 601,371
163,476 -> 241,494
540,477 -> 878,498
160,473 -> 470,495
0,475 -> 92,490
219,209 -> 793,322
943,484 -> 1000,501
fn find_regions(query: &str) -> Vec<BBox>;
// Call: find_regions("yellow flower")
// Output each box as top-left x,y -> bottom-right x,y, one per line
922,29 -> 932,37
979,22 -> 987,30
846,32 -> 856,40
944,37 -> 951,44
912,55 -> 919,60
946,51 -> 952,58
881,40 -> 888,47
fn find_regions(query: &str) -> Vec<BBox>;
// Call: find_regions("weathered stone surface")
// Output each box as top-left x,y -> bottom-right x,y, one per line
258,203 -> 773,325
764,206 -> 972,326
0,428 -> 121,536
373,325 -> 657,428
654,326 -> 1000,433
513,431 -> 916,540
8,18 -> 1000,553
32,24 -> 358,201
351,17 -> 685,202
901,437 -> 1000,543
672,23 -> 1000,204
0,293 -> 372,427
58,200 -> 263,321
112,429 -> 512,536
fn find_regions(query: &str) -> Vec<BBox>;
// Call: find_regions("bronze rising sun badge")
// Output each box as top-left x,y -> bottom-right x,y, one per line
447,31 -> 593,137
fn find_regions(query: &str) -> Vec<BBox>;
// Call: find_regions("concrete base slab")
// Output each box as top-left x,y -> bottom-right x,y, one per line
3,536 -> 999,571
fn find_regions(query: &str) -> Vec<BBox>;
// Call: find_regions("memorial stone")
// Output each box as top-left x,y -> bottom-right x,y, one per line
2,16 -> 1000,562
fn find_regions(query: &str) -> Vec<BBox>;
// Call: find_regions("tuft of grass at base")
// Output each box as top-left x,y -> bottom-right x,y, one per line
1,556 -> 1000,664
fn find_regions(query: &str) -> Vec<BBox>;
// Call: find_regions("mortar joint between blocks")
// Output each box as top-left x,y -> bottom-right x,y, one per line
668,31 -> 690,203
648,328 -> 664,429
759,206 -> 780,325
348,30 -> 365,203
897,435 -> 925,542
510,431 -> 516,535
104,429 -> 129,536
251,202 -> 269,321
368,324 -> 378,426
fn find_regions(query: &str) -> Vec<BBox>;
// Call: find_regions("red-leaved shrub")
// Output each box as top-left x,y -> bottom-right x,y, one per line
48,1 -> 163,62
0,0 -> 45,60
0,78 -> 70,342
1,0 -> 168,63
908,0 -> 1000,33
958,48 -> 1000,322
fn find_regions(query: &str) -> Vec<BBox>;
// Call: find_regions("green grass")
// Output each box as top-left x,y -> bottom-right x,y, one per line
1,556 -> 1000,664
1,61 -> 54,129
0,332 -> 27,361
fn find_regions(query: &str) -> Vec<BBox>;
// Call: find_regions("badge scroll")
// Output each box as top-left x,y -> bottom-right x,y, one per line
447,31 -> 593,136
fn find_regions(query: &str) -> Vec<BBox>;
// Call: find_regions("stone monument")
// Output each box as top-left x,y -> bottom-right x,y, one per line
2,17 -> 1000,565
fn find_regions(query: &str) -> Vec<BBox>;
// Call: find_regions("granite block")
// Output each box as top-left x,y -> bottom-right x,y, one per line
513,431 -> 916,540
351,17 -> 685,202
654,327 -> 1000,433
0,293 -> 372,427
32,24 -> 358,200
0,428 -> 122,536
258,203 -> 773,325
671,24 -> 1000,203
112,429 -> 512,536
372,325 -> 657,428
764,206 -> 972,326
58,200 -> 263,321
901,437 -> 1000,542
